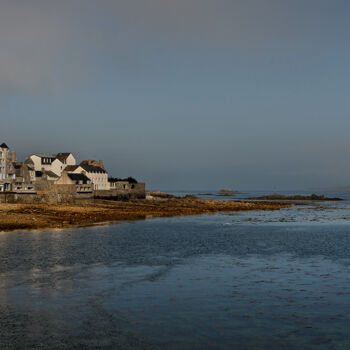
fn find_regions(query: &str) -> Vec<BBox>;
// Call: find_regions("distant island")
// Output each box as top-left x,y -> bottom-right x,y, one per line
248,194 -> 343,201
199,189 -> 241,196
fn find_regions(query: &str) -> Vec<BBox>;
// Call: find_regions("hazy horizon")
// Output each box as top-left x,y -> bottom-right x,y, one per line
2,0 -> 350,191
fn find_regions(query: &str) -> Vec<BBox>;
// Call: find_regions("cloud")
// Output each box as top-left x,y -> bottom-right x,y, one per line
0,1 -> 83,91
104,0 -> 291,49
0,0 -> 347,92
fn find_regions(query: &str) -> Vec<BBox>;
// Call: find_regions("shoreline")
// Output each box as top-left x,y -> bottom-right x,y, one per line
0,197 -> 290,233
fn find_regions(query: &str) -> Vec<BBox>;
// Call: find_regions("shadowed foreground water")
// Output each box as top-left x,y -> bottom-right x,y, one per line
1,203 -> 350,349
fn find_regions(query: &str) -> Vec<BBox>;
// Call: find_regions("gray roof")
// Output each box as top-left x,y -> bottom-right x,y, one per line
65,165 -> 78,172
25,158 -> 34,165
33,154 -> 57,159
45,170 -> 59,178
13,161 -> 34,171
12,162 -> 23,170
56,153 -> 72,160
68,173 -> 91,183
79,164 -> 107,174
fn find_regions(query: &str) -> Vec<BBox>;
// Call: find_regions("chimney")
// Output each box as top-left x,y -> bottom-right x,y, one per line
11,150 -> 16,162
99,160 -> 104,169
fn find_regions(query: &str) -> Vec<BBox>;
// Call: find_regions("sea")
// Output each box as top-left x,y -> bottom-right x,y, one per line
1,190 -> 350,349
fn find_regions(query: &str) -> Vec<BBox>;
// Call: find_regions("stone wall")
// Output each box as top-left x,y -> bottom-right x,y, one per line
0,192 -> 52,204
0,182 -> 143,203
95,183 -> 146,200
0,183 -> 94,204
35,182 -> 77,202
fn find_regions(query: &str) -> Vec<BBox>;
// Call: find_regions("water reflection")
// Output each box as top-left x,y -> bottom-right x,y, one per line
2,202 -> 350,348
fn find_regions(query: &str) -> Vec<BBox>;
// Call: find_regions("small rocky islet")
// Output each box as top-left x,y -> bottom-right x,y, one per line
248,194 -> 343,201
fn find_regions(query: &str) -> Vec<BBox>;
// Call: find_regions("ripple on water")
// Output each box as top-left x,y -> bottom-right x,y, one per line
1,204 -> 350,349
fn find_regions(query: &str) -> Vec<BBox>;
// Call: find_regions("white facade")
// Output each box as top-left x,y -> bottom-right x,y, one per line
56,153 -> 76,169
72,165 -> 109,190
65,154 -> 76,167
28,155 -> 65,176
0,145 -> 9,181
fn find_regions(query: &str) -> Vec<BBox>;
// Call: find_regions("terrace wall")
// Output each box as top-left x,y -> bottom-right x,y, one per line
0,183 -> 93,204
95,183 -> 146,200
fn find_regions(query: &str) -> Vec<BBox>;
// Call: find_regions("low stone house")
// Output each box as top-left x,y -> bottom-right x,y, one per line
11,162 -> 35,193
96,180 -> 146,200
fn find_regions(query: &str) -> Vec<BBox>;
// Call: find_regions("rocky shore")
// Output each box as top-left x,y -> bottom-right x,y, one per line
249,194 -> 343,201
0,197 -> 290,232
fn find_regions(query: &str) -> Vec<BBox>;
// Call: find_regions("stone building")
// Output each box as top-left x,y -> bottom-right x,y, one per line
11,161 -> 35,192
0,143 -> 10,182
0,143 -> 15,191
1,143 -> 146,200
95,181 -> 146,200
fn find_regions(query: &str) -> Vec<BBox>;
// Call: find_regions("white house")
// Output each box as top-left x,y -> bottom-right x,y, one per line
56,153 -> 76,169
28,154 -> 64,176
71,161 -> 109,190
28,153 -> 77,176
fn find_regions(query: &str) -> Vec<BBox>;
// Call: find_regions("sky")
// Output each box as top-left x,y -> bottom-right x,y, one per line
1,0 -> 350,191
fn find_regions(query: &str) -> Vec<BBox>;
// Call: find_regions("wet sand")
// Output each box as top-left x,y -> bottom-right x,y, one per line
0,197 -> 289,232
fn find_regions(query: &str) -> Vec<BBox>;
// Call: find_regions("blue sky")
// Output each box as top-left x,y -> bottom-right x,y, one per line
1,0 -> 350,190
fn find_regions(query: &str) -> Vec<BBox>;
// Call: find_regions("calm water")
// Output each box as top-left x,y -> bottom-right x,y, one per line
2,196 -> 350,349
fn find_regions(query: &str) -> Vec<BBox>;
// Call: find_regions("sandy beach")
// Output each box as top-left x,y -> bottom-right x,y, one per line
0,197 -> 290,232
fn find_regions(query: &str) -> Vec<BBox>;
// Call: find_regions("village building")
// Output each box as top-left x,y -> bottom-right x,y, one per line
1,143 -> 146,201
103,177 -> 146,199
27,152 -> 76,177
69,160 -> 109,190
36,170 -> 60,182
11,161 -> 35,192
0,143 -> 10,182
56,153 -> 76,168
28,154 -> 64,176
55,171 -> 93,194
109,178 -> 137,191
0,143 -> 16,191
